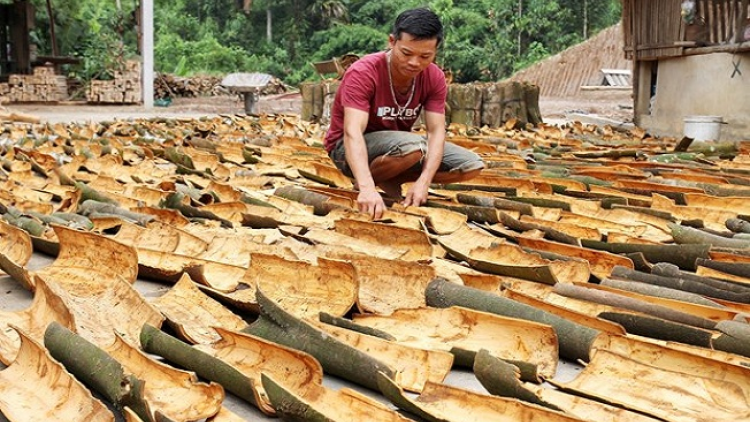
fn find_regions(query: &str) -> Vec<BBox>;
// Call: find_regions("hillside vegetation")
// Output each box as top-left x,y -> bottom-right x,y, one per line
24,0 -> 620,86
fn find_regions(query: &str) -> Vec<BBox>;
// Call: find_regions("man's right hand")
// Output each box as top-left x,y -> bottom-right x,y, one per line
357,188 -> 386,220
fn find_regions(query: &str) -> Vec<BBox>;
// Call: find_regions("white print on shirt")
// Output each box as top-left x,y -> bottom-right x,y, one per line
377,105 -> 422,119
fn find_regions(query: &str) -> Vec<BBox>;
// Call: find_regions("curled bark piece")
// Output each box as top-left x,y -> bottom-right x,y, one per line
426,199 -> 501,224
310,318 -> 454,392
652,263 -> 750,294
598,312 -> 713,347
140,324 -> 260,410
580,240 -> 710,271
601,278 -> 725,308
473,349 -> 560,410
498,213 -> 580,246
727,218 -> 750,234
151,273 -> 248,345
105,331 -> 224,421
0,326 -> 114,422
44,322 -> 151,422
0,219 -> 33,275
670,223 -> 750,249
274,185 -> 345,215
243,289 -> 395,391
475,347 -> 661,422
611,265 -> 750,303
697,258 -> 750,280
549,348 -> 750,422
0,276 -> 76,365
554,283 -> 718,330
352,305 -> 558,379
318,313 -> 396,341
518,237 -> 633,280
160,192 -> 233,228
78,200 -> 155,226
377,372 -> 584,422
712,320 -> 750,358
263,373 -> 411,422
74,181 -> 120,205
425,278 -> 600,362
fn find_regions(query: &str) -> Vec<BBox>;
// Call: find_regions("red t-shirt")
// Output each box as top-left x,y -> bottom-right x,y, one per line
324,51 -> 447,152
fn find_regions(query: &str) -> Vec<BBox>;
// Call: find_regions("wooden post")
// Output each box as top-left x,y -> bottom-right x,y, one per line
736,0 -> 749,43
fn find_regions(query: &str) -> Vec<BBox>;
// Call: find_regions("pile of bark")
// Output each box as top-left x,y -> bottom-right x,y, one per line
0,65 -> 68,103
300,80 -> 542,128
1,114 -> 750,422
155,73 -> 289,99
86,60 -> 141,104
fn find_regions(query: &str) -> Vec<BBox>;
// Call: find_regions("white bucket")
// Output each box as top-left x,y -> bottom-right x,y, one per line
683,115 -> 723,141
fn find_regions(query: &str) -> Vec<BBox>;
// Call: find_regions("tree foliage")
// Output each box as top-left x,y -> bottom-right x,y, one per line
29,0 -> 621,86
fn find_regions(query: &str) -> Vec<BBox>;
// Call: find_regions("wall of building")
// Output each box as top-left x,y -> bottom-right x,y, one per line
638,52 -> 750,140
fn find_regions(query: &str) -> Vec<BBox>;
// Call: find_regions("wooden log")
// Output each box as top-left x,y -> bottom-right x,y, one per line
523,82 -> 543,126
480,83 -> 503,127
447,84 -> 482,127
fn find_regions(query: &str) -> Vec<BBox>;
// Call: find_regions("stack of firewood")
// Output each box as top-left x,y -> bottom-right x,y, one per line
154,74 -> 226,98
155,73 -> 288,99
87,60 -> 141,104
1,66 -> 68,103
0,82 -> 9,104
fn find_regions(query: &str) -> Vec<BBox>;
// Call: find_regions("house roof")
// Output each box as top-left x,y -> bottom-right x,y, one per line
506,23 -> 631,98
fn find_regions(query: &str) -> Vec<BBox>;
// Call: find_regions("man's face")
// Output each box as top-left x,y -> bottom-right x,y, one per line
388,32 -> 438,80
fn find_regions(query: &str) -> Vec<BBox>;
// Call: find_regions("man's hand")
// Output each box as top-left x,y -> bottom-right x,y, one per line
402,180 -> 430,207
357,187 -> 386,220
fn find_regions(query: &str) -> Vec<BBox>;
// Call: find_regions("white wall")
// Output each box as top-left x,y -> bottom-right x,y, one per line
638,52 -> 750,140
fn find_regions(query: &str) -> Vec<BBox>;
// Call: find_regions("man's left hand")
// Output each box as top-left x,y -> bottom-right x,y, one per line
402,180 -> 430,207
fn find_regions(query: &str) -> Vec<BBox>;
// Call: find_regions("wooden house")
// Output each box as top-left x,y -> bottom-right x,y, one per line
622,0 -> 750,139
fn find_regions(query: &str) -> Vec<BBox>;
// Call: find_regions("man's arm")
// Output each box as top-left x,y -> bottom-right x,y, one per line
342,107 -> 387,219
402,110 -> 445,206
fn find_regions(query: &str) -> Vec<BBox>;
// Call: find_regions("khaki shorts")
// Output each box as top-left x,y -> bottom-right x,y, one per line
328,130 -> 484,178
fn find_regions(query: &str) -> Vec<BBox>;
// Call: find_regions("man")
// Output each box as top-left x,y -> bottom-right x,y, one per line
324,7 -> 484,220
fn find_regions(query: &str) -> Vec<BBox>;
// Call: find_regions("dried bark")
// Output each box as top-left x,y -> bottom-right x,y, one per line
243,290 -> 395,391
580,240 -> 710,270
498,213 -> 580,246
670,223 -> 750,249
139,324 -> 262,409
727,218 -> 750,234
473,349 -> 561,410
697,258 -> 750,280
44,322 -> 151,422
274,185 -> 344,215
160,192 -> 233,228
600,278 -> 725,308
554,283 -> 717,330
598,312 -> 713,347
425,278 -> 600,362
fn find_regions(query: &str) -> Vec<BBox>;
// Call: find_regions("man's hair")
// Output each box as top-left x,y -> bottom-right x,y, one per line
391,8 -> 443,46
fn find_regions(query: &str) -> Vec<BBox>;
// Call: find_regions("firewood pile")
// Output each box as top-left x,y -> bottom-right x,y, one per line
86,60 -> 142,104
1,114 -> 750,421
155,73 -> 289,99
0,65 -> 68,103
